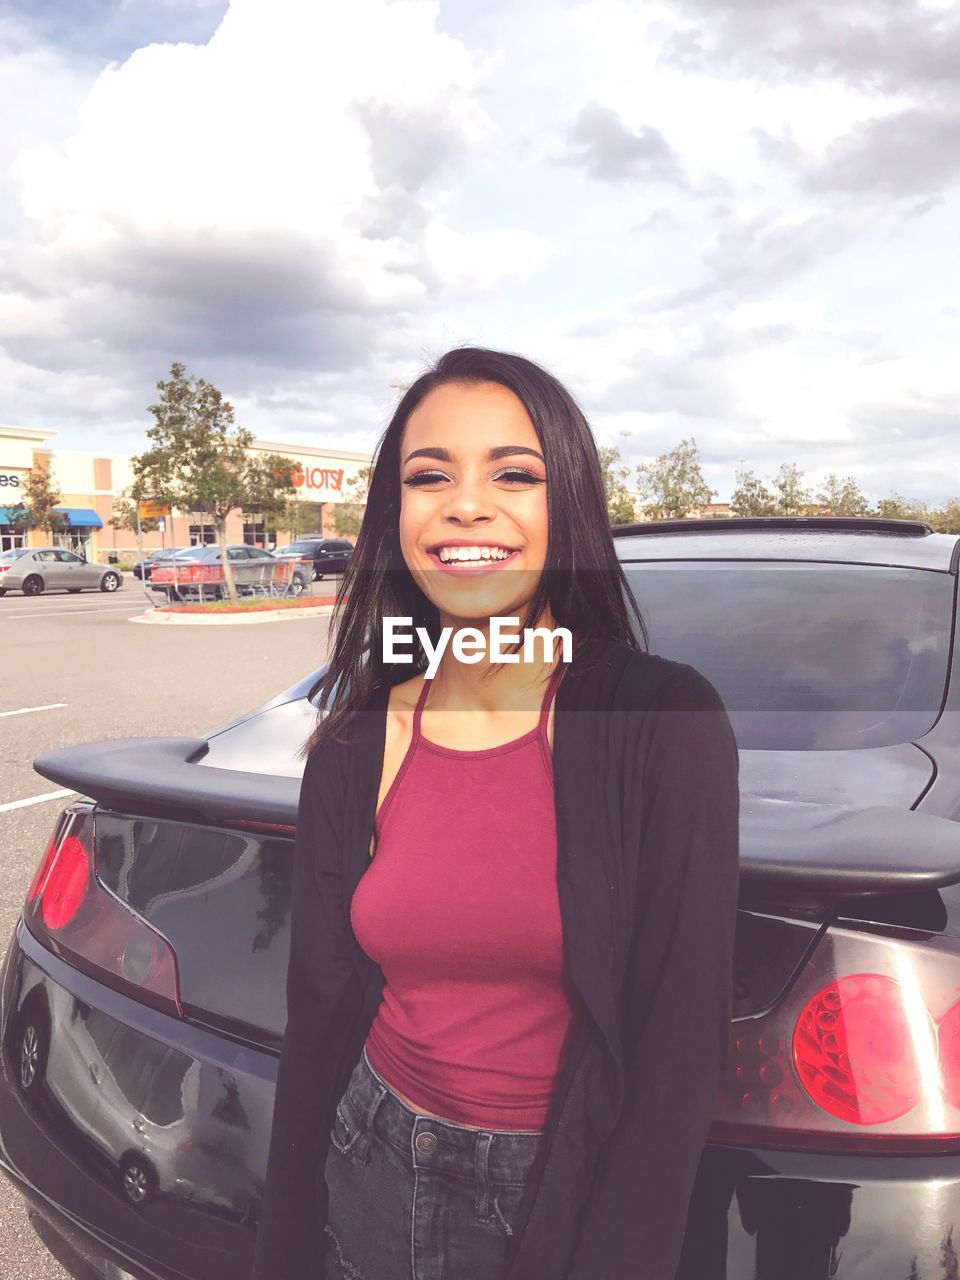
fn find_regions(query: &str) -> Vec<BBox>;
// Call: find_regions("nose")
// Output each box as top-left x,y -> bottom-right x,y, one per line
440,473 -> 495,527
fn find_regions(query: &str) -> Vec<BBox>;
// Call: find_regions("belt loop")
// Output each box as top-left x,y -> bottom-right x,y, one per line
364,1082 -> 388,1131
346,1061 -> 388,1165
475,1132 -> 493,1221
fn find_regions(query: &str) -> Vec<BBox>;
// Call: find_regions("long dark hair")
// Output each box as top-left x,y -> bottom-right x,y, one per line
297,346 -> 648,760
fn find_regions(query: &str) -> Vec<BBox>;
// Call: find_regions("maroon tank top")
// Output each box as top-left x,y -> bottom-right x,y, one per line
350,661 -> 578,1130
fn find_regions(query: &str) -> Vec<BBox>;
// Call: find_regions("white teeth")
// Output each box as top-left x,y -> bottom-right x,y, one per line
436,545 -> 513,564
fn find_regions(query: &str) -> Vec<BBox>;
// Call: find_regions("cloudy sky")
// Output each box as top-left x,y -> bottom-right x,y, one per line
2,0 -> 958,507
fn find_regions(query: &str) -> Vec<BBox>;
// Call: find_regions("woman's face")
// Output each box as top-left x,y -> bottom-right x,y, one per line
398,380 -> 549,627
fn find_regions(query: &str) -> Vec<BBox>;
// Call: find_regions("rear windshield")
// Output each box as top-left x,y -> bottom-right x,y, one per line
624,562 -> 954,750
0,548 -> 27,562
287,541 -> 321,552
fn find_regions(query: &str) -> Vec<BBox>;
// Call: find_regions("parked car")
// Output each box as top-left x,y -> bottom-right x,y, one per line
0,546 -> 123,596
148,544 -> 309,601
5,517 -> 960,1280
132,548 -> 192,581
273,537 -> 354,580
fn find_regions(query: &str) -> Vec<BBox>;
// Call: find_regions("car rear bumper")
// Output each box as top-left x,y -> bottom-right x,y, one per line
678,1141 -> 960,1279
4,926 -> 960,1280
0,926 -> 275,1280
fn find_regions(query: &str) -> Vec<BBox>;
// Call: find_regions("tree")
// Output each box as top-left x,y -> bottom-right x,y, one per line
816,473 -> 870,517
106,485 -> 161,538
771,462 -> 811,516
3,458 -> 70,540
729,467 -> 777,517
634,437 -> 715,521
132,363 -> 299,604
270,495 -> 315,543
873,493 -> 932,522
930,498 -> 960,534
333,465 -> 372,539
599,445 -> 637,525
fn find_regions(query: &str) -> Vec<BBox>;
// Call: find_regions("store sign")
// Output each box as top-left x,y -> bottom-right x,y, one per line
291,465 -> 345,493
0,472 -> 23,488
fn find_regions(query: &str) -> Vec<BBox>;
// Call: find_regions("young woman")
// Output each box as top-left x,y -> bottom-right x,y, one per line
252,347 -> 740,1280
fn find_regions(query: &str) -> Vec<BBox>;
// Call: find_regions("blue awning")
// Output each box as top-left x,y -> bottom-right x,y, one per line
0,506 -> 103,527
53,507 -> 103,528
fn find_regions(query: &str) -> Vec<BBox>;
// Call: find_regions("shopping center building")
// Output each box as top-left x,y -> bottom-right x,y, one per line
0,424 -> 372,562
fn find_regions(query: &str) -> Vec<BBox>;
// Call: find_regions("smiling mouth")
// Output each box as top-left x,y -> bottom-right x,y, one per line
427,543 -> 520,570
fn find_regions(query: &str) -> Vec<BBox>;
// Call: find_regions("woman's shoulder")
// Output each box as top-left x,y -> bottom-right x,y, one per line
301,684 -> 391,781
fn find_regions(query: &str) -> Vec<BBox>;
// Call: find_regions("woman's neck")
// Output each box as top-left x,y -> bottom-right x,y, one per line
426,609 -> 567,714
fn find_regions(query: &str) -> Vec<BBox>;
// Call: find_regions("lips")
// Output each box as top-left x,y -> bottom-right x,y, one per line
426,542 -> 521,574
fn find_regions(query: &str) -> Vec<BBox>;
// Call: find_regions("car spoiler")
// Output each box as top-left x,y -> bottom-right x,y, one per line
32,736 -> 960,898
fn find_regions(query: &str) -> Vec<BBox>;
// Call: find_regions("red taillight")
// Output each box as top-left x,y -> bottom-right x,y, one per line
792,974 -> 925,1125
710,921 -> 960,1153
40,834 -> 90,930
25,813 -> 183,1016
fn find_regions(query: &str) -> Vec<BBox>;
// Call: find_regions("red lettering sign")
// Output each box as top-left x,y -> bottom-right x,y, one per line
289,465 -> 346,492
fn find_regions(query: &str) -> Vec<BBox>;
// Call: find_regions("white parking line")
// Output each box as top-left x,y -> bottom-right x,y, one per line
0,788 -> 76,814
1,604 -> 147,619
0,703 -> 67,719
1,599 -> 132,607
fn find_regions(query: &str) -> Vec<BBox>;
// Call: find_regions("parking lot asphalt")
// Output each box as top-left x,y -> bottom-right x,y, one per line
0,574 -> 337,1279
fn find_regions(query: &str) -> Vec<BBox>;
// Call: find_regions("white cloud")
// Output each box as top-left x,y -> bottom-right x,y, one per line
0,18 -> 96,213
0,0 -> 550,433
2,0 -> 960,511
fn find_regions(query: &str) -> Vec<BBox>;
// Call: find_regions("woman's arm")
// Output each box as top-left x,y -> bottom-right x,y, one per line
565,666 -> 741,1280
252,745 -> 363,1280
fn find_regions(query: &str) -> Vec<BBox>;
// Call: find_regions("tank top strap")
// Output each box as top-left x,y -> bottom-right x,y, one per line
536,657 -> 569,743
410,672 -> 432,742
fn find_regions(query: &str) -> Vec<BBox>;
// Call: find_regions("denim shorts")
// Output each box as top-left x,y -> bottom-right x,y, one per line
322,1046 -> 546,1280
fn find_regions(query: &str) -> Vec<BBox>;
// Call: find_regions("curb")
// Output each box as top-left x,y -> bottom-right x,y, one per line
129,603 -> 337,626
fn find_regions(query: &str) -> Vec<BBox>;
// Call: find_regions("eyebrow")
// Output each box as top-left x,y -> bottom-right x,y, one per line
402,445 -> 545,466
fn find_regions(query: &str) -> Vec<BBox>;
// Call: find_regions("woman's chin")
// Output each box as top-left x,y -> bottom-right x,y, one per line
412,567 -> 541,626
430,592 -> 537,629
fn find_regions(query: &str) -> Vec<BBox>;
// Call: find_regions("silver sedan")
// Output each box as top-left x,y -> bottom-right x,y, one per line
0,547 -> 123,596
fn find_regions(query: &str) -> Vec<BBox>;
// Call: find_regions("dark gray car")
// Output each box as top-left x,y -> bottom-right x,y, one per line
274,537 -> 354,580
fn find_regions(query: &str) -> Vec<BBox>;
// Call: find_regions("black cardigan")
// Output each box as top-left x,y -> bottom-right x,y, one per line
252,636 -> 741,1280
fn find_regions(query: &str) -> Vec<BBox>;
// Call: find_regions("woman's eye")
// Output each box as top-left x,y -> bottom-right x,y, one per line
402,470 -> 450,487
494,467 -> 545,485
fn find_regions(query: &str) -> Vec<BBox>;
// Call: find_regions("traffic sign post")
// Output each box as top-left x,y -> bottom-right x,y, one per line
136,500 -> 175,606
138,500 -> 170,520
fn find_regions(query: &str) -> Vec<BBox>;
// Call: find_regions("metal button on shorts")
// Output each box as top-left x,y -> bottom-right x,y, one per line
415,1131 -> 438,1154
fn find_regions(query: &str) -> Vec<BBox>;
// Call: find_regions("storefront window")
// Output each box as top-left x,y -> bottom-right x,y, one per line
290,502 -> 323,539
0,526 -> 27,552
54,530 -> 91,555
242,513 -> 267,548
188,523 -> 217,546
0,527 -> 26,552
